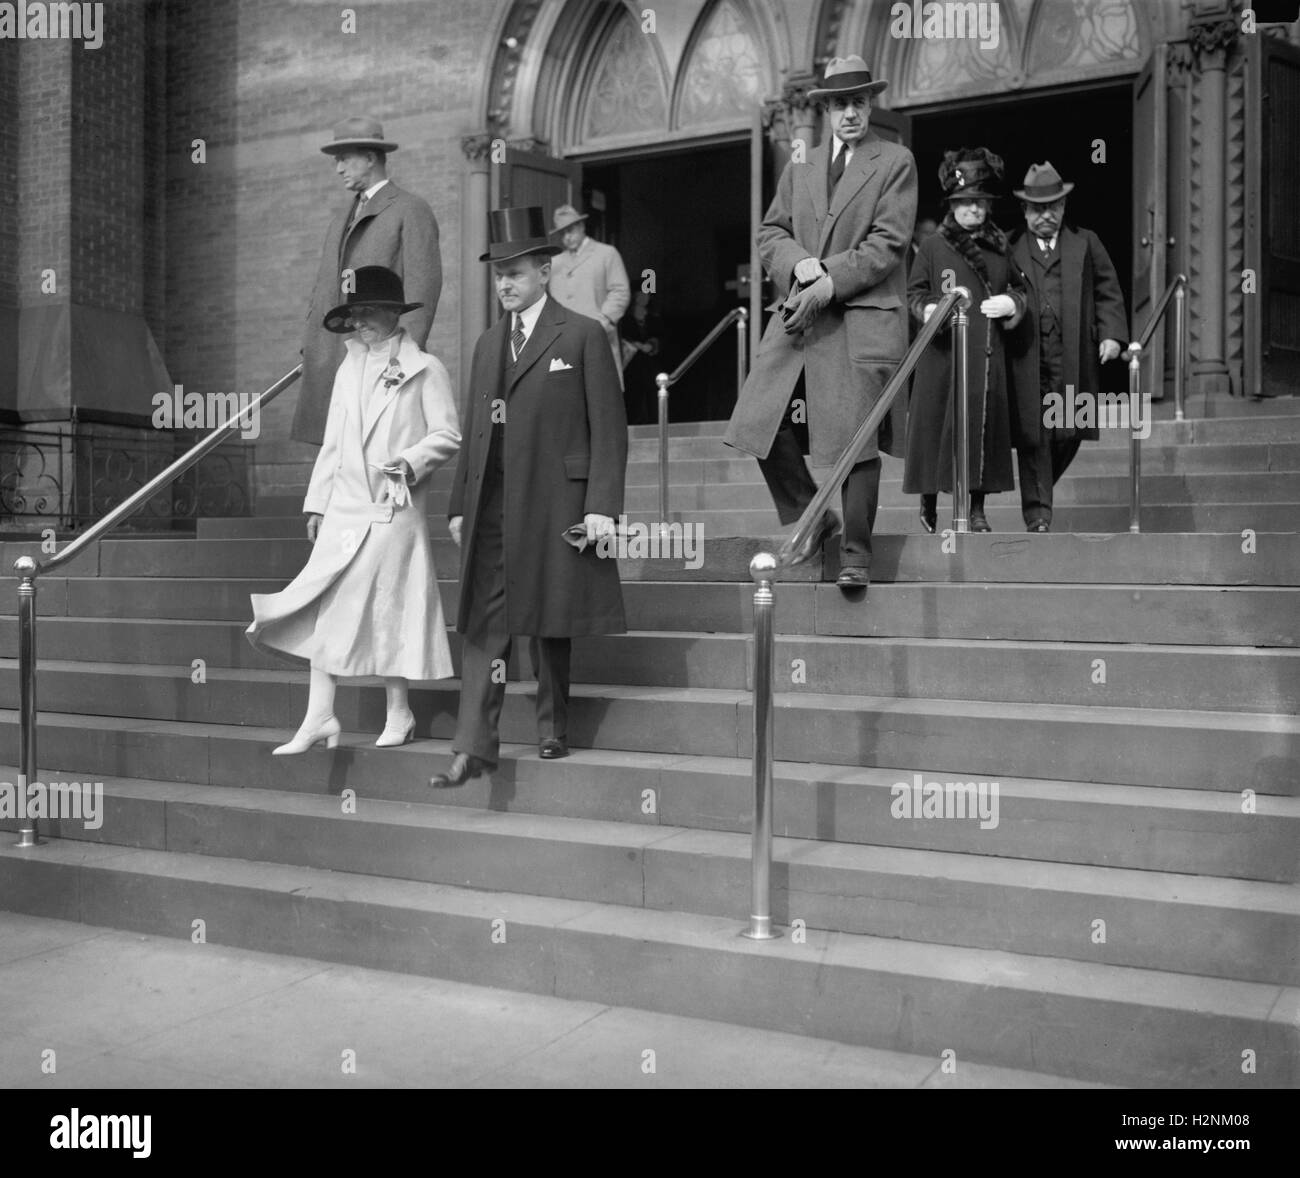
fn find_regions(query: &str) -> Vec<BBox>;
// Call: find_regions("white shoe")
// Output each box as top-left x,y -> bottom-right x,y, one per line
272,714 -> 341,755
375,710 -> 416,748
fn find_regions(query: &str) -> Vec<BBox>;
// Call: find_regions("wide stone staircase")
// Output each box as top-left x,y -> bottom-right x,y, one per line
1,403 -> 1297,1087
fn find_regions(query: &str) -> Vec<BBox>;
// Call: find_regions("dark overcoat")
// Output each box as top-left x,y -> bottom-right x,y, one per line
1004,225 -> 1128,448
448,295 -> 627,638
294,181 -> 443,444
723,132 -> 917,466
903,226 -> 1026,494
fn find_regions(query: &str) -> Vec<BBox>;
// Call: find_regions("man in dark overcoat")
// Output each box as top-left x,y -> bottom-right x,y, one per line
1005,162 -> 1128,531
430,207 -> 627,789
293,116 -> 442,445
723,55 -> 916,593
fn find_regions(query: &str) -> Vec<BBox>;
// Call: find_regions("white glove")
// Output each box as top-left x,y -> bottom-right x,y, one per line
980,295 -> 1016,319
449,516 -> 463,546
922,303 -> 939,325
584,513 -> 616,543
792,257 -> 826,286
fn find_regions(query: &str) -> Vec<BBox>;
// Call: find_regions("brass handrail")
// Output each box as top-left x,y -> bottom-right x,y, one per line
11,364 -> 303,847
742,287 -> 973,941
1125,273 -> 1187,532
654,307 -> 748,531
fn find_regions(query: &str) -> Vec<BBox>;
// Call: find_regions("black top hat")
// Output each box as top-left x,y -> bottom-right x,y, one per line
480,207 -> 564,264
323,266 -> 423,333
939,147 -> 1004,202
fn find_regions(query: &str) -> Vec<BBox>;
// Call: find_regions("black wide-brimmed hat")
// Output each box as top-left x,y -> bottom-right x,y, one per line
807,55 -> 888,100
480,206 -> 564,264
321,116 -> 398,155
940,147 -> 1004,201
1014,161 -> 1075,203
323,266 -> 422,333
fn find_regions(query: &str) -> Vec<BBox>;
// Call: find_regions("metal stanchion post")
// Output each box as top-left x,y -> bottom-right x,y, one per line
655,372 -> 670,539
14,556 -> 42,847
736,307 -> 749,386
1128,343 -> 1142,534
951,287 -> 972,534
742,552 -> 778,940
1173,283 -> 1187,423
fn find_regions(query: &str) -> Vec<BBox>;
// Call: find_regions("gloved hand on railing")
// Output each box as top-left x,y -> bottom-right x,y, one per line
781,274 -> 833,334
1099,338 -> 1122,363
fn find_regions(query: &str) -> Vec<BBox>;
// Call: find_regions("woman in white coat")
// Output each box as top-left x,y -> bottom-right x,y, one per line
247,266 -> 461,753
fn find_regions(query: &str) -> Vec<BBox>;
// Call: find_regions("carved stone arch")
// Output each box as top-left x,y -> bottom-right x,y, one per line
671,0 -> 782,132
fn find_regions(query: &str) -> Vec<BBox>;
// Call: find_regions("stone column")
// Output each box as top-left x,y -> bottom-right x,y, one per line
763,73 -> 820,175
460,133 -> 494,413
1187,17 -> 1237,399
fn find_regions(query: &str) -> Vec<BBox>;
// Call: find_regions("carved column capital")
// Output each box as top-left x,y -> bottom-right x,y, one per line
460,133 -> 496,163
1187,17 -> 1238,64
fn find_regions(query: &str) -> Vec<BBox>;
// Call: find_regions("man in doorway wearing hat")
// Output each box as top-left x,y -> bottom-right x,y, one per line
429,206 -> 627,790
294,116 -> 443,445
723,55 -> 916,594
548,204 -> 631,384
1006,161 -> 1127,532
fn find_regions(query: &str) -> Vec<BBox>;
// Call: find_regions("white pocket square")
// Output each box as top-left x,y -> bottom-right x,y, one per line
549,357 -> 573,372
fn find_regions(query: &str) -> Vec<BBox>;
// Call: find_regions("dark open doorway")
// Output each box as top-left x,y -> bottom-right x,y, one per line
908,83 -> 1134,321
583,141 -> 751,424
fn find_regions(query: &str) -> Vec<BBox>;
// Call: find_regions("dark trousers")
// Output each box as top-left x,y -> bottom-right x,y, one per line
756,381 -> 881,568
1017,321 -> 1082,526
453,427 -> 571,766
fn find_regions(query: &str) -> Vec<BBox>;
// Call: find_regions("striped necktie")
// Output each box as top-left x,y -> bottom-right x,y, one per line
511,313 -> 525,362
347,193 -> 369,234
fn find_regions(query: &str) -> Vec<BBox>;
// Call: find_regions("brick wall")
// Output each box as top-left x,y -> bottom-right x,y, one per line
161,0 -> 508,446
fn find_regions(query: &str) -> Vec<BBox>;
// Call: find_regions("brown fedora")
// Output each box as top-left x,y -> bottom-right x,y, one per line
1014,161 -> 1075,203
807,55 -> 888,101
480,207 -> 564,264
321,116 -> 398,155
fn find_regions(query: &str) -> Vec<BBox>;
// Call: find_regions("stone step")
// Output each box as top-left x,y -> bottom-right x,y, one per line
0,839 -> 1292,1086
5,725 -> 1294,883
7,618 -> 1294,713
8,533 -> 1296,585
4,577 -> 1295,648
253,442 -> 1300,501
4,667 -> 1296,792
617,503 -> 1300,535
3,775 -> 1293,986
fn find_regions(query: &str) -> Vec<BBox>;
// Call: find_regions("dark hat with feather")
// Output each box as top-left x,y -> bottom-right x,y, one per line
939,147 -> 1003,201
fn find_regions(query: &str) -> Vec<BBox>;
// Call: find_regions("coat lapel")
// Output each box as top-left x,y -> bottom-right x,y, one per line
507,297 -> 564,393
803,140 -> 830,225
342,181 -> 399,256
819,134 -> 880,255
361,331 -> 429,447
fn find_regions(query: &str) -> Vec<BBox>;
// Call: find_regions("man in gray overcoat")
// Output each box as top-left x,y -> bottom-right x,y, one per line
723,55 -> 916,593
293,116 -> 443,445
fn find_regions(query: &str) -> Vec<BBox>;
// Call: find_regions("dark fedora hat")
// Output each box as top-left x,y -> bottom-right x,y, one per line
807,55 -> 888,100
323,266 -> 422,333
1013,161 -> 1075,203
940,147 -> 1004,201
321,116 -> 398,155
480,206 -> 564,264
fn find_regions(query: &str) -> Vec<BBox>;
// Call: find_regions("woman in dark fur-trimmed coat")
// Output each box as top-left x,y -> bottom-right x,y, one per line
903,148 -> 1026,533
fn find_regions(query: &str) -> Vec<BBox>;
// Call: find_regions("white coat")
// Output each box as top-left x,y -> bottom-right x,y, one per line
247,330 -> 461,680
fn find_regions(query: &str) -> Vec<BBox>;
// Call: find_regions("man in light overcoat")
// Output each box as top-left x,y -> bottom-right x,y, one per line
723,55 -> 916,593
294,116 -> 442,445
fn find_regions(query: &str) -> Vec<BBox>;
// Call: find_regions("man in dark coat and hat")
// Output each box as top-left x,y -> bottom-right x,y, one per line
293,116 -> 442,445
1005,162 -> 1127,531
723,54 -> 916,593
430,207 -> 627,789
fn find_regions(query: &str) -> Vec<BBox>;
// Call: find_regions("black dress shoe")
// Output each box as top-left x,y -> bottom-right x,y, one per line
836,567 -> 870,592
919,503 -> 937,534
1027,521 -> 1050,533
428,753 -> 491,789
539,738 -> 569,759
970,510 -> 992,533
